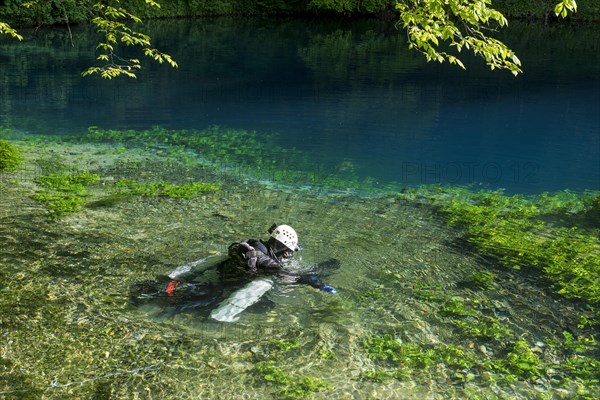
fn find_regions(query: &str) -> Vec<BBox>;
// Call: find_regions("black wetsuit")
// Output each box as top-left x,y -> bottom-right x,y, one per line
130,240 -> 336,308
227,239 -> 328,290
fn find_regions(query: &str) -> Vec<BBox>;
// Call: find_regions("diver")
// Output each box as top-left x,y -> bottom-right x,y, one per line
130,224 -> 337,322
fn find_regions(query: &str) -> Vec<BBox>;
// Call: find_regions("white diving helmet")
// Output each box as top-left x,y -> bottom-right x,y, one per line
268,224 -> 301,253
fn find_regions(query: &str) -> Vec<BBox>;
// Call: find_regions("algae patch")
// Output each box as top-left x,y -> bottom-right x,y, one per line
0,139 -> 22,172
114,179 -> 219,198
32,171 -> 100,219
397,186 -> 600,304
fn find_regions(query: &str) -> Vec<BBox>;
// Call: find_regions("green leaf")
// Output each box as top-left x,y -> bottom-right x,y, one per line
85,1 -> 175,79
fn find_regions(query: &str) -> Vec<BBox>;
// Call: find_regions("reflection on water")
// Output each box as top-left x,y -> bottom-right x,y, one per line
1,140 -> 597,399
1,18 -> 599,192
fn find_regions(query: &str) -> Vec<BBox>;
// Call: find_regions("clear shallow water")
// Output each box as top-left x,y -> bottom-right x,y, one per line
1,17 -> 599,399
1,141 -> 598,399
1,18 -> 599,193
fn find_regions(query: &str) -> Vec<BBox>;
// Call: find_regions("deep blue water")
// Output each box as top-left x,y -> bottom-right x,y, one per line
1,18 -> 599,193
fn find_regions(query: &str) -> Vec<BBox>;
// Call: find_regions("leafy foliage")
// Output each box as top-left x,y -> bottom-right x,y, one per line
554,0 -> 578,18
0,21 -> 23,40
308,0 -> 578,74
0,1 -> 177,78
307,0 -> 391,14
0,1 -> 581,78
83,0 -> 177,79
0,0 -> 93,27
396,0 -> 522,75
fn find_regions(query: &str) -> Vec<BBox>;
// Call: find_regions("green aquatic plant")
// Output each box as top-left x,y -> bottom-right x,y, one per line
586,194 -> 600,226
561,331 -> 596,354
32,171 -> 100,219
438,297 -> 512,340
411,282 -> 448,303
440,297 -> 480,317
357,287 -> 385,302
318,349 -> 335,360
562,353 -> 600,385
35,171 -> 100,194
0,139 -> 23,172
362,335 -> 440,370
254,361 -> 330,399
268,339 -> 301,353
534,190 -> 590,214
32,191 -> 86,219
360,369 -> 395,382
398,187 -> 600,305
549,331 -> 600,390
465,271 -> 497,289
577,307 -> 600,330
81,126 -> 285,171
361,333 -> 579,390
252,336 -> 331,398
115,179 -> 219,198
454,317 -> 512,340
362,335 -> 486,384
504,340 -> 543,379
75,126 -> 379,192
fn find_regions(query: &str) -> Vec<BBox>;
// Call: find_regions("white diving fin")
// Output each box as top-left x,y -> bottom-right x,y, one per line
210,278 -> 274,323
168,255 -> 227,280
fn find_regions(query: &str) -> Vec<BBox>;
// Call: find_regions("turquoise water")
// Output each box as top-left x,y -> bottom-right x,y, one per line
1,17 -> 599,399
1,18 -> 598,193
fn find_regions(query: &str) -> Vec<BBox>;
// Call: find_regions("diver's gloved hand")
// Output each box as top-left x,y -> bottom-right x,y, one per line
321,285 -> 336,294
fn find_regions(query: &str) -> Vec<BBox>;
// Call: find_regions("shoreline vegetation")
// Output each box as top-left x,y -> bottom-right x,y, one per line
1,1 -> 590,79
1,0 -> 599,28
1,128 -> 598,399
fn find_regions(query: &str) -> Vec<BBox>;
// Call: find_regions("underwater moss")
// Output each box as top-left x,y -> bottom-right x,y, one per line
465,271 -> 497,289
361,334 -> 574,389
32,171 -> 100,219
268,339 -> 301,352
35,171 -> 100,194
32,190 -> 86,219
362,335 -> 485,384
254,361 -> 330,399
115,179 -> 219,198
411,282 -> 448,303
504,340 -> 543,379
0,139 -> 23,172
398,187 -> 600,305
440,297 -> 480,317
454,317 -> 512,340
74,126 -> 378,191
586,194 -> 600,226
